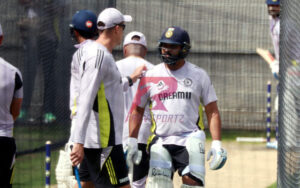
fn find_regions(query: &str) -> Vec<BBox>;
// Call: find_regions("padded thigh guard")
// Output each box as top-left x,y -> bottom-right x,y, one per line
182,131 -> 206,185
146,143 -> 173,188
55,144 -> 76,188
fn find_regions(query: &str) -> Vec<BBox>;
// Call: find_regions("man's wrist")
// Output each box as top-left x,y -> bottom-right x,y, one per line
127,76 -> 133,86
212,140 -> 222,148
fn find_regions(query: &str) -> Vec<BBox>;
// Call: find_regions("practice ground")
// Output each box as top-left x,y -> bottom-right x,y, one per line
48,140 -> 277,188
173,141 -> 277,188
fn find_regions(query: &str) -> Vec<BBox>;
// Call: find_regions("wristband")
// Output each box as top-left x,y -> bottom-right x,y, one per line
127,76 -> 133,86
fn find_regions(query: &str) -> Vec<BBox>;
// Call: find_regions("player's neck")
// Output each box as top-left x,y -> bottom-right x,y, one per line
166,59 -> 185,71
96,35 -> 117,53
126,55 -> 144,59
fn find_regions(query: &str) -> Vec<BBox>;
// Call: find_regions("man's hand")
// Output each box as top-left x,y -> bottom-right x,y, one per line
207,140 -> 227,170
70,143 -> 84,166
130,65 -> 147,83
126,137 -> 142,167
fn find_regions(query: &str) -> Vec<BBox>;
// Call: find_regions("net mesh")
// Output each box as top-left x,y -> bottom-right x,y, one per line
0,0 -> 296,187
278,0 -> 300,187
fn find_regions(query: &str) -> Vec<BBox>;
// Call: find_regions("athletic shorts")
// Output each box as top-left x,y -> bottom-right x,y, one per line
79,144 -> 129,187
132,143 -> 150,181
0,137 -> 16,187
150,139 -> 204,185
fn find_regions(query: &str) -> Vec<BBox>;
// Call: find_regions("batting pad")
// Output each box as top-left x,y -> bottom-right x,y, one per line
56,149 -> 76,188
146,175 -> 173,188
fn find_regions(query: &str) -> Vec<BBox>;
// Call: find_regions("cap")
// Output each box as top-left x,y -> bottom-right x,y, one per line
159,26 -> 190,46
70,10 -> 97,33
266,0 -> 280,5
0,23 -> 3,36
123,31 -> 147,47
97,8 -> 132,30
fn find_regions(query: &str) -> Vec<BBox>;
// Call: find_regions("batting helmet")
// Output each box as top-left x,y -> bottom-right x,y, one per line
69,10 -> 97,39
158,26 -> 191,65
266,0 -> 280,5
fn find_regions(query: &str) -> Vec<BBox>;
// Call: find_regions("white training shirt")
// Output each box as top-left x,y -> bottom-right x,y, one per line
68,39 -> 99,146
133,62 -> 217,146
72,41 -> 124,148
0,57 -> 23,137
269,16 -> 280,61
116,56 -> 154,145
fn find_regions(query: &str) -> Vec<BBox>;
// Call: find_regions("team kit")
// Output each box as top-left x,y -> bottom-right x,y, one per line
57,7 -> 227,188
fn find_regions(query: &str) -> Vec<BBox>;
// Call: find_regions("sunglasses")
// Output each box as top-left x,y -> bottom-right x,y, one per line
116,23 -> 126,31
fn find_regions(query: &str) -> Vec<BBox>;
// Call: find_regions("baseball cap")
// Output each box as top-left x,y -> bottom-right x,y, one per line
123,31 -> 147,48
266,0 -> 280,5
0,23 -> 3,36
97,8 -> 132,30
70,10 -> 97,33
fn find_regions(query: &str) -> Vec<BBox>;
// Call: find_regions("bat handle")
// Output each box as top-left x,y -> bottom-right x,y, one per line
74,166 -> 82,188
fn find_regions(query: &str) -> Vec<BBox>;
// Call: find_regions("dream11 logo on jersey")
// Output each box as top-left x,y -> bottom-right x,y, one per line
125,76 -> 178,122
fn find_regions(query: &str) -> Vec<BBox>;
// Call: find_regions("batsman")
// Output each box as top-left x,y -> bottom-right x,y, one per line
127,26 -> 227,188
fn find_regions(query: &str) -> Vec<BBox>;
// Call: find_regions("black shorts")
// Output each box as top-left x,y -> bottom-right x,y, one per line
149,139 -> 203,185
132,143 -> 150,181
0,137 -> 16,187
79,144 -> 129,187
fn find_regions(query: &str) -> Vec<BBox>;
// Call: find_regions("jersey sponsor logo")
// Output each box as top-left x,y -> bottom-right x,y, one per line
125,76 -> 177,122
158,91 -> 191,101
134,76 -> 178,112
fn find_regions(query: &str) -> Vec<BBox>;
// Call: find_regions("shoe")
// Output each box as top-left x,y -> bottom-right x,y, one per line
18,109 -> 26,119
17,109 -> 27,121
266,141 -> 278,149
43,113 -> 56,124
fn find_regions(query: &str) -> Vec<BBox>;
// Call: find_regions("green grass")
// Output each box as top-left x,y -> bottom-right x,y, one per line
267,182 -> 277,188
13,149 -> 60,188
14,124 -> 69,152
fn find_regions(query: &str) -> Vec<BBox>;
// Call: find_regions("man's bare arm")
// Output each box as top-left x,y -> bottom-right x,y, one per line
129,106 -> 145,138
10,98 -> 23,121
205,101 -> 221,140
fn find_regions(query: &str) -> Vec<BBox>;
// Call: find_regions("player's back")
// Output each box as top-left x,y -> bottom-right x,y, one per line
116,56 -> 154,144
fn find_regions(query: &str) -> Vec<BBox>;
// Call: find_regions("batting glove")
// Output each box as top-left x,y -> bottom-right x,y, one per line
126,137 -> 142,167
270,60 -> 279,79
207,140 -> 227,170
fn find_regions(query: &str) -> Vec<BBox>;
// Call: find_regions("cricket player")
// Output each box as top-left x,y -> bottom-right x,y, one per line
127,26 -> 227,188
266,0 -> 280,79
116,31 -> 154,188
266,0 -> 280,149
70,8 -> 143,188
55,10 -> 98,188
0,23 -> 23,188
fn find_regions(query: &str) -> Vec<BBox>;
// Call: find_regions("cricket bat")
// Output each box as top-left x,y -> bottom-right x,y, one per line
256,48 -> 275,65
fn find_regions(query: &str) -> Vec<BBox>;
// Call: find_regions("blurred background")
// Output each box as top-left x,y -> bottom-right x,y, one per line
0,0 -> 298,187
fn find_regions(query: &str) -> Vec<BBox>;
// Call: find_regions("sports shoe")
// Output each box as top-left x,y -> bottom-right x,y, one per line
18,109 -> 26,120
43,113 -> 56,124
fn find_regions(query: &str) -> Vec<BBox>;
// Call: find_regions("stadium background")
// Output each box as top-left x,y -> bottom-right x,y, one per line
0,0 -> 298,187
